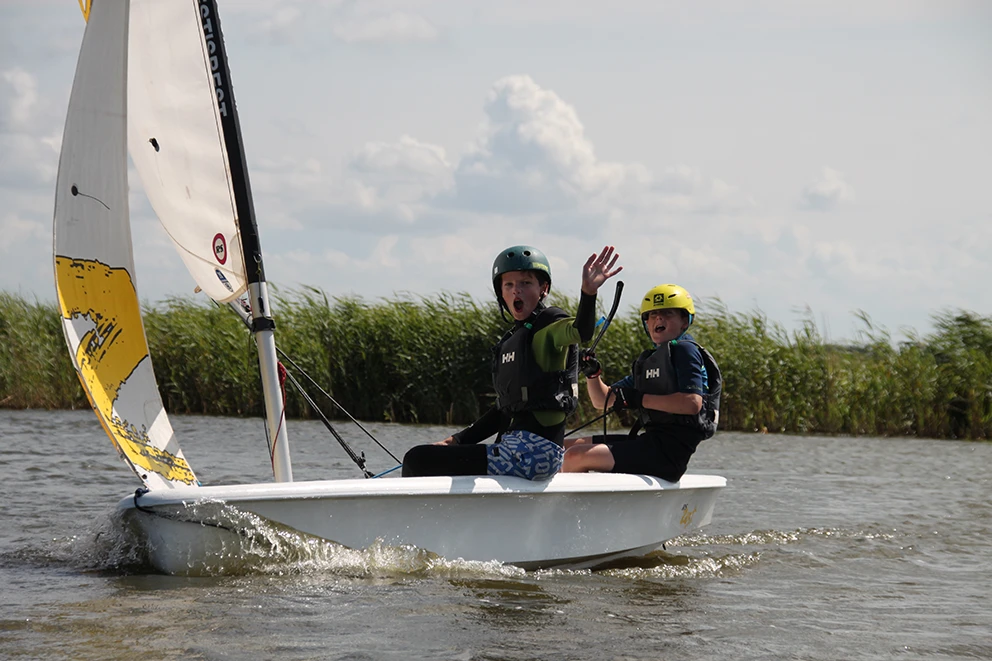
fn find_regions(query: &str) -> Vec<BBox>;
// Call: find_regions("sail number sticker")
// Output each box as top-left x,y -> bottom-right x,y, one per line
213,233 -> 227,265
215,269 -> 234,293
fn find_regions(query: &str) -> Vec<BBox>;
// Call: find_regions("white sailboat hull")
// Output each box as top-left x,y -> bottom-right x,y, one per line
119,473 -> 725,574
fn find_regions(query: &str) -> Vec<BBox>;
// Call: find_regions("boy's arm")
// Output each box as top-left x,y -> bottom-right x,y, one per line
640,344 -> 705,414
576,245 -> 622,342
640,392 -> 703,415
573,292 -> 598,343
584,371 -> 611,409
448,407 -> 502,444
586,373 -> 632,410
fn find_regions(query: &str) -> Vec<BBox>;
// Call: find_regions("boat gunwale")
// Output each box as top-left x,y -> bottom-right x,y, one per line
121,473 -> 727,508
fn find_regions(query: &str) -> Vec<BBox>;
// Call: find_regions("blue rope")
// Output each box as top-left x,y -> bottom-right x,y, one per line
372,464 -> 402,479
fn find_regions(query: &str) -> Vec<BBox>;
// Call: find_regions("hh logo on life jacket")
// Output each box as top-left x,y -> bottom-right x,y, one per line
502,352 -> 515,364
645,368 -> 660,378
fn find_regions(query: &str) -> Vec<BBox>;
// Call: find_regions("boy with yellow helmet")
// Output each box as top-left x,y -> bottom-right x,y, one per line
402,245 -> 622,480
562,283 -> 721,482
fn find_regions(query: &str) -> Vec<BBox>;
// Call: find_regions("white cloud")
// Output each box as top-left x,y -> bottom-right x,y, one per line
332,10 -> 439,44
408,232 -> 493,271
266,234 -> 405,293
0,133 -> 59,187
649,165 -> 754,214
251,75 -> 751,242
369,234 -> 400,268
250,7 -> 303,43
800,167 -> 856,211
443,75 -> 751,222
450,75 -> 626,213
349,135 -> 453,200
0,212 -> 46,252
2,69 -> 38,128
253,156 -> 324,196
248,157 -> 328,231
239,2 -> 439,45
0,69 -> 62,187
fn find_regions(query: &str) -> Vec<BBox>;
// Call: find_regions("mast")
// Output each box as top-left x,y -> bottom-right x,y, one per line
196,0 -> 293,482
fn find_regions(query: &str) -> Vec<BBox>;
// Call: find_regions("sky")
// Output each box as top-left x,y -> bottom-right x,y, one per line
1,0 -> 990,341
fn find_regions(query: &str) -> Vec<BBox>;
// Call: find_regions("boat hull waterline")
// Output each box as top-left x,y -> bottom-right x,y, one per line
119,473 -> 726,574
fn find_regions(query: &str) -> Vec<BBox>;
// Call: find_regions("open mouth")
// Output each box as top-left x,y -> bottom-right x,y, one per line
513,299 -> 524,312
653,323 -> 666,334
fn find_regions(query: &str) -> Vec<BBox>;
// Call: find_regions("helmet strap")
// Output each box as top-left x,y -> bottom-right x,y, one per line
497,301 -> 513,324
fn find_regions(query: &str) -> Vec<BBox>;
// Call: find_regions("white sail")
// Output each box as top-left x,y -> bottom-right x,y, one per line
126,0 -> 247,303
53,0 -> 197,490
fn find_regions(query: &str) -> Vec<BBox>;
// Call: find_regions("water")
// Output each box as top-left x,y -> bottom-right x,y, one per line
1,409 -> 990,660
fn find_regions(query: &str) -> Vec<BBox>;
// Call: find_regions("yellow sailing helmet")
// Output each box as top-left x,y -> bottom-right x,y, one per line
640,284 -> 695,326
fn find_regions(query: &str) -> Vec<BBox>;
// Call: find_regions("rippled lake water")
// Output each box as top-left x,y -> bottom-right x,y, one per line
1,409 -> 989,660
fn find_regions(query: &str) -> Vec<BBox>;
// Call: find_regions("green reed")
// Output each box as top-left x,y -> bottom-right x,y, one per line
1,290 -> 989,440
0,293 -> 85,410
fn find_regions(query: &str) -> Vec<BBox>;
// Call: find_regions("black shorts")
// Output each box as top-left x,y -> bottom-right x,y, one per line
591,425 -> 707,482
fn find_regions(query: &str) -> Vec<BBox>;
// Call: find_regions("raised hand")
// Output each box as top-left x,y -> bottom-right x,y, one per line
581,245 -> 623,295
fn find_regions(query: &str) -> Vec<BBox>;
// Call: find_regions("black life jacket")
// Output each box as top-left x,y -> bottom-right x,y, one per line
492,306 -> 579,415
632,338 -> 721,436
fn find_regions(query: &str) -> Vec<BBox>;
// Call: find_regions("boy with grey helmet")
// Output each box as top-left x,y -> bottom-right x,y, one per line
402,245 -> 622,480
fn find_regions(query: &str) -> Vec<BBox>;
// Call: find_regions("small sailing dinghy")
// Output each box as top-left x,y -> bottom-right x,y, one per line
54,0 -> 725,574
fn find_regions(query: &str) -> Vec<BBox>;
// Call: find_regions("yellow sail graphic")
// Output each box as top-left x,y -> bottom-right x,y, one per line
79,0 -> 92,22
56,256 -> 196,485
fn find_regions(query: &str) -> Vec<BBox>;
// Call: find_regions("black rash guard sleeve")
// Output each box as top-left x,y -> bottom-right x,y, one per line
450,406 -> 503,444
573,291 -> 598,343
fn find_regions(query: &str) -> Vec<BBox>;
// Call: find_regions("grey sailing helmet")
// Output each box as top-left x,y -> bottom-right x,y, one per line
491,245 -> 552,300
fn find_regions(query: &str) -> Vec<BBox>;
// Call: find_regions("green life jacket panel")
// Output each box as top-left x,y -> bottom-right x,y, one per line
492,306 -> 579,415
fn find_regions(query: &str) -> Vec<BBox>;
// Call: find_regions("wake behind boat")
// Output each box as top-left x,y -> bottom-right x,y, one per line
55,0 -> 725,575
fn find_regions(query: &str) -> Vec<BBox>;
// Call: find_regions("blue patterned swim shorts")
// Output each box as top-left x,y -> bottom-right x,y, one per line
486,430 -> 564,480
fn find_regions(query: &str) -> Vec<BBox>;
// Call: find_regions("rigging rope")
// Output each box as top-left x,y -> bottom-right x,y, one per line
276,348 -> 400,464
279,363 -> 374,478
222,298 -> 398,477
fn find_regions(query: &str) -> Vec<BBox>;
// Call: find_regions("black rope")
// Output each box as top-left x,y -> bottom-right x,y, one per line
221,299 -> 401,473
276,348 -> 400,464
587,280 -> 624,354
280,365 -> 374,478
565,406 -> 619,438
566,281 -> 625,441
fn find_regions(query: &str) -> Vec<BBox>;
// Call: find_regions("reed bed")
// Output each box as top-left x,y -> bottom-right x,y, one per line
1,290 -> 989,440
0,293 -> 85,410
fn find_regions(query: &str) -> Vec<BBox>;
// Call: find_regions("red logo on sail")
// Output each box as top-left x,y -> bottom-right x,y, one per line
213,233 -> 227,265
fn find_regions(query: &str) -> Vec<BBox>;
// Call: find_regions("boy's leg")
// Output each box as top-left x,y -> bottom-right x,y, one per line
401,443 -> 487,477
487,431 -> 564,480
562,443 -> 615,472
562,433 -> 631,472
